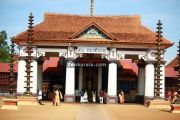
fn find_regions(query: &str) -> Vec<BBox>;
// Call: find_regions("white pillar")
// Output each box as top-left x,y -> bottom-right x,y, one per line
30,60 -> 38,94
108,62 -> 117,96
17,59 -> 38,95
37,63 -> 43,91
160,64 -> 165,98
65,60 -> 75,102
145,63 -> 154,98
17,59 -> 26,94
137,67 -> 145,96
78,67 -> 83,90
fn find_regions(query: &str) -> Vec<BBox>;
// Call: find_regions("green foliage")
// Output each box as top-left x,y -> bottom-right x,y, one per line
0,31 -> 10,63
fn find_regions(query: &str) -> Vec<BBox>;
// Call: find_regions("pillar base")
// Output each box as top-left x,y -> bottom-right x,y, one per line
144,96 -> 154,106
64,95 -> 75,103
1,98 -> 19,110
171,104 -> 180,113
107,96 -> 118,104
135,95 -> 144,104
17,96 -> 38,105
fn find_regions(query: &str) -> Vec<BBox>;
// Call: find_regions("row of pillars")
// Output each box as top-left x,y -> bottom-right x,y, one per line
17,58 -> 165,103
64,60 -> 117,103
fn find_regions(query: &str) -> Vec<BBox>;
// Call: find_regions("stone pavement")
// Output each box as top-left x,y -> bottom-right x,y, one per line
75,104 -> 115,120
0,101 -> 180,120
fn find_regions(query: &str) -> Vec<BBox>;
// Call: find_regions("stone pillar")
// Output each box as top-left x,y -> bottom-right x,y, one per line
17,58 -> 38,95
37,62 -> 43,91
17,59 -> 26,94
30,60 -> 38,94
64,60 -> 75,102
78,67 -> 83,90
107,62 -> 117,103
136,64 -> 145,103
98,67 -> 102,92
160,64 -> 165,98
144,63 -> 154,102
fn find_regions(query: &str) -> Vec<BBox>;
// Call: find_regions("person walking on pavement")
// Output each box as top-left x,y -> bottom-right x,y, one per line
37,89 -> 44,105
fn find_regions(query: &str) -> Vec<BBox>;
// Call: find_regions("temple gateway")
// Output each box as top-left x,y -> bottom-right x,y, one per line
14,4 -> 172,103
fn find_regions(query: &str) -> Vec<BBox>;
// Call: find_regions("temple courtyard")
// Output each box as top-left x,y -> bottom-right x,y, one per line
0,101 -> 180,120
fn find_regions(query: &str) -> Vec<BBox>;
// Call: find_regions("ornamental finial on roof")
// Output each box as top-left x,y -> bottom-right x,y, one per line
90,0 -> 94,16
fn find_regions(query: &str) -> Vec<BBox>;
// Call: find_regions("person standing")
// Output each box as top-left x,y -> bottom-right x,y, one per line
54,89 -> 60,106
92,91 -> 96,103
83,90 -> 88,103
59,89 -> 63,103
80,89 -> 84,103
119,90 -> 125,104
167,89 -> 172,101
172,91 -> 178,104
99,89 -> 104,104
37,89 -> 44,105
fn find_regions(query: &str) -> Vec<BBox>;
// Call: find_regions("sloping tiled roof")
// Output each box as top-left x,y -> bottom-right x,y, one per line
14,13 -> 172,48
0,63 -> 18,73
165,67 -> 178,78
166,56 -> 178,68
165,56 -> 178,78
119,59 -> 138,76
43,57 -> 60,72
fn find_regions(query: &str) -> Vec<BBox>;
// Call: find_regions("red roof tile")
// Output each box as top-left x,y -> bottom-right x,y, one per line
165,67 -> 178,78
166,56 -> 178,68
0,63 -> 18,73
43,57 -> 60,72
14,13 -> 172,48
119,59 -> 138,76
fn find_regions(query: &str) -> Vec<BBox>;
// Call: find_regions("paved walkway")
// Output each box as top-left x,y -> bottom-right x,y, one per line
75,104 -> 114,120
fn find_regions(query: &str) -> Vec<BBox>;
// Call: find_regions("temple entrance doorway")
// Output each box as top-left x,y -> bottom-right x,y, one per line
83,67 -> 98,91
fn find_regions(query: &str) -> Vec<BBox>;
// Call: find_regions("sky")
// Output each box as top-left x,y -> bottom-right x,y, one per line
0,0 -> 180,64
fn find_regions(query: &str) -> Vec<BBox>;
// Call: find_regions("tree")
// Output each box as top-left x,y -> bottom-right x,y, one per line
0,31 -> 10,62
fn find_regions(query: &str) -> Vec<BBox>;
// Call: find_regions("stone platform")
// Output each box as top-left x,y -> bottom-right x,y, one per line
17,96 -> 38,105
1,98 -> 19,110
147,99 -> 171,109
171,104 -> 180,113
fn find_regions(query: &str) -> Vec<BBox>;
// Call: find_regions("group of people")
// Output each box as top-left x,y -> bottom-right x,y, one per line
37,88 -> 125,105
37,88 -> 63,106
167,90 -> 179,103
79,89 -> 107,104
79,89 -> 125,104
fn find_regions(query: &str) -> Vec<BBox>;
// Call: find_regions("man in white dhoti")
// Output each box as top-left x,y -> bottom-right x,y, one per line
83,91 -> 88,103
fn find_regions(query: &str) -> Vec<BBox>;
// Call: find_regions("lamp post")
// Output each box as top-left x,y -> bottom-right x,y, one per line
24,13 -> 34,96
9,37 -> 15,97
154,20 -> 164,99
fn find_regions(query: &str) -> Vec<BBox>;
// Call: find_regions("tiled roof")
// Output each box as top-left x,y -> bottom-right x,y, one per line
119,59 -> 138,76
165,67 -> 177,78
166,56 -> 178,68
0,63 -> 18,73
14,13 -> 172,48
165,56 -> 178,78
43,57 -> 60,72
